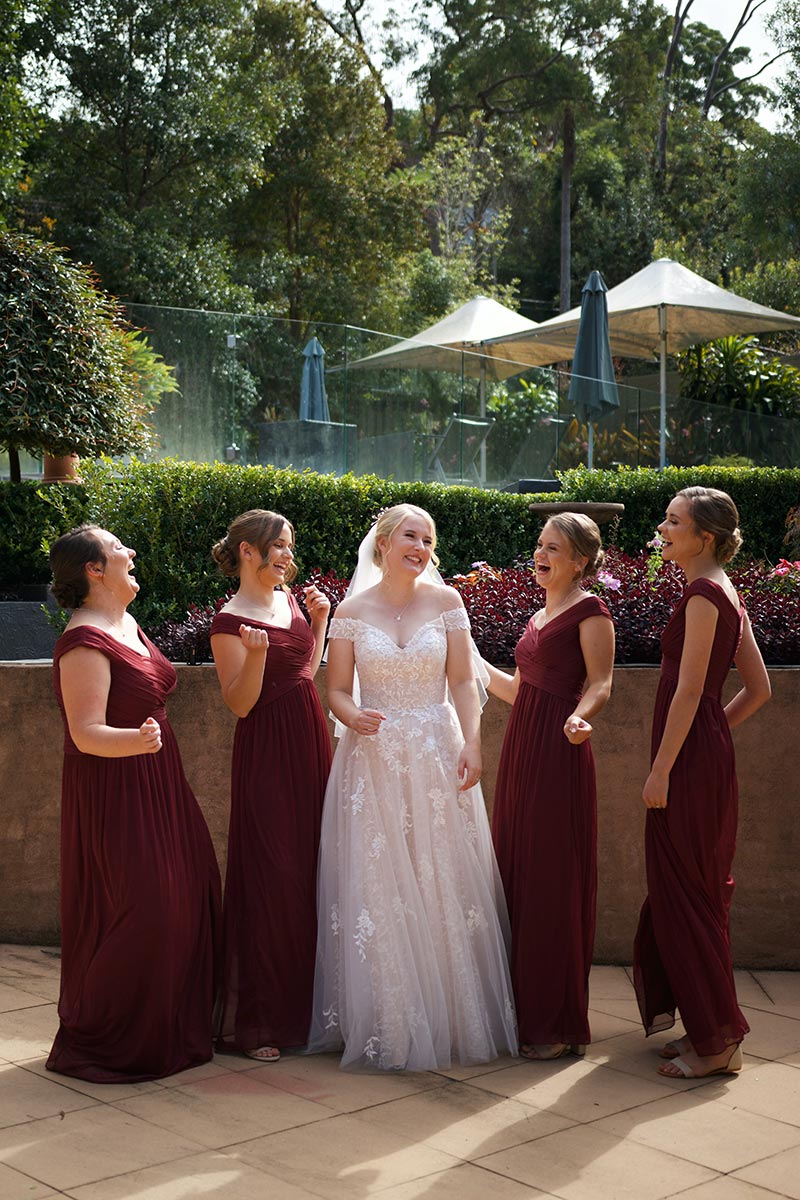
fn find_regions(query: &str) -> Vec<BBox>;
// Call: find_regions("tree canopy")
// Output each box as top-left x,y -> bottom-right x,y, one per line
0,233 -> 158,480
1,0 -> 798,333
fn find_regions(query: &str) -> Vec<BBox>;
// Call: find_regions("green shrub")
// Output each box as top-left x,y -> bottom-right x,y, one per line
47,459 -> 544,628
0,480 -> 87,591
3,460 -> 798,618
556,465 -> 800,560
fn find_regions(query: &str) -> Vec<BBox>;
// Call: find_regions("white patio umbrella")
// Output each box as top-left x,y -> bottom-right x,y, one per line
346,295 -> 539,482
346,294 -> 538,382
483,259 -> 800,468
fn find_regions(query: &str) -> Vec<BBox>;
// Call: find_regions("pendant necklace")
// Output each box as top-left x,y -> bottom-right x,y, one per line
544,585 -> 583,625
382,585 -> 414,622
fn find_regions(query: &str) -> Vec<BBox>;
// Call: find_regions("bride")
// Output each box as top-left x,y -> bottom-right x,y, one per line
308,504 -> 517,1070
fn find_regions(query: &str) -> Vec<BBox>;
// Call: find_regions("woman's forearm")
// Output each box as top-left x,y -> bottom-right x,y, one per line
571,679 -> 612,724
219,649 -> 268,718
310,623 -> 327,676
482,659 -> 518,705
449,677 -> 481,746
651,683 -> 703,775
70,724 -> 156,758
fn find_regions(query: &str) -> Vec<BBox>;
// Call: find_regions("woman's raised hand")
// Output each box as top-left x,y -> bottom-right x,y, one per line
138,717 -> 162,754
239,623 -> 269,653
304,584 -> 331,626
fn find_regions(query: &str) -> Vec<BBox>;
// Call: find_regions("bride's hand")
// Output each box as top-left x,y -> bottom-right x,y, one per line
351,708 -> 385,736
457,741 -> 482,791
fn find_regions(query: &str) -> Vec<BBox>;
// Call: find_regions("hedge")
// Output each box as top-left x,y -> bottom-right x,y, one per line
558,465 -> 800,560
2,460 -> 542,628
1,460 -> 798,624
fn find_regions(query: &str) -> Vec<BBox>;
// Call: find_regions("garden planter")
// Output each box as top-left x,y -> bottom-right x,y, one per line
42,453 -> 80,483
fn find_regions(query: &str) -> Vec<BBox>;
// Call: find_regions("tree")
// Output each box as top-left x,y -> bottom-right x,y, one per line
22,0 -> 280,307
0,233 -> 157,481
227,0 -> 422,329
0,0 -> 42,216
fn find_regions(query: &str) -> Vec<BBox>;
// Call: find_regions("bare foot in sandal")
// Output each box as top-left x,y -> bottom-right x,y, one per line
658,1043 -> 742,1079
660,1035 -> 692,1060
244,1046 -> 281,1062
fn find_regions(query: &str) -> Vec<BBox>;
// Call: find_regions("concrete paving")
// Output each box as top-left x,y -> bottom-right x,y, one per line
1,945 -> 799,1199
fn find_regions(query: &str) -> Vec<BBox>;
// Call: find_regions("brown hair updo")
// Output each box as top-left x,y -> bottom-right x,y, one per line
544,513 -> 605,579
676,486 -> 742,565
49,525 -> 107,609
372,504 -> 440,570
211,510 -> 297,583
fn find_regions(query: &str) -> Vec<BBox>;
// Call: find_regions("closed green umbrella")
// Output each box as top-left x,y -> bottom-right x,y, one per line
568,271 -> 619,468
300,337 -> 330,422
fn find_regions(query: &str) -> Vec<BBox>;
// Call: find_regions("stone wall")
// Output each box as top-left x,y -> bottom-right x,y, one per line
1,662 -> 797,967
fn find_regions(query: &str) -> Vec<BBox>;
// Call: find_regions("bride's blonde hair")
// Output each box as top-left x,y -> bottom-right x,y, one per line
372,504 -> 440,570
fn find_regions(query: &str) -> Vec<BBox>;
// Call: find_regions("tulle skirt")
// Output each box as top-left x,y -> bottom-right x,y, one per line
308,702 -> 517,1071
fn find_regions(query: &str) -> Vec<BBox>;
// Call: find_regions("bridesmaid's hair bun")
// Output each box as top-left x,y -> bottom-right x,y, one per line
372,504 -> 440,570
211,509 -> 297,583
49,525 -> 107,609
544,513 -> 605,579
676,486 -> 742,565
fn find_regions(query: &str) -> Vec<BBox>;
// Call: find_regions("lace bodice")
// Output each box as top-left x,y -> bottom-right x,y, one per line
329,609 -> 469,713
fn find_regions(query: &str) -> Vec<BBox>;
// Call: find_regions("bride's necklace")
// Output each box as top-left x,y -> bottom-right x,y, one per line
543,585 -> 583,624
380,585 -> 415,622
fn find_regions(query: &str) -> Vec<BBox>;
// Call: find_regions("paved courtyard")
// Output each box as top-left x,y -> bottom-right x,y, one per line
1,944 -> 799,1199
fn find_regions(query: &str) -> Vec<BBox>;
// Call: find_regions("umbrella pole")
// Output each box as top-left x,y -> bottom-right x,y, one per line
659,305 -> 667,470
588,421 -> 594,470
479,362 -> 486,486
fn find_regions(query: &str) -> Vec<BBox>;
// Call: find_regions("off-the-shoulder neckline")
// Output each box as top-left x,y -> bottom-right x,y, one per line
61,623 -> 152,659
684,577 -> 743,618
331,611 -> 462,651
531,593 -> 604,632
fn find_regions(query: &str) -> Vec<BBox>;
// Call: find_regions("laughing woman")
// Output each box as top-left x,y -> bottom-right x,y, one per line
634,487 -> 770,1080
485,514 -> 615,1062
211,510 -> 332,1063
48,526 -> 221,1082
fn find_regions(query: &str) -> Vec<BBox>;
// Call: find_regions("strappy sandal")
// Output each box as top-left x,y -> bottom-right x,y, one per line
659,1035 -> 691,1060
658,1043 -> 742,1079
244,1046 -> 281,1062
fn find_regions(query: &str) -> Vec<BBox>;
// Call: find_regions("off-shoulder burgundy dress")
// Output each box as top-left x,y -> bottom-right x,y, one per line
48,626 -> 221,1083
491,595 -> 613,1048
634,578 -> 749,1057
211,595 -> 332,1052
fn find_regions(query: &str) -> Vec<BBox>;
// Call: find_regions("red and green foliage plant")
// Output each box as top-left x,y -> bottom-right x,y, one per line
152,552 -> 800,667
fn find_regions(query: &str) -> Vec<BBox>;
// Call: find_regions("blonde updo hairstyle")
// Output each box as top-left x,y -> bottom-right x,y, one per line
211,509 -> 297,584
676,486 -> 742,565
372,504 -> 440,571
544,513 -> 605,580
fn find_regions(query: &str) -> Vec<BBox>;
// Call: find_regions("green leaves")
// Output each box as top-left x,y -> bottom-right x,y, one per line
0,233 -> 158,466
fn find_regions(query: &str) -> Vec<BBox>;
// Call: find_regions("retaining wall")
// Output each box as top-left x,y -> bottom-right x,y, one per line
1,662 -> 797,967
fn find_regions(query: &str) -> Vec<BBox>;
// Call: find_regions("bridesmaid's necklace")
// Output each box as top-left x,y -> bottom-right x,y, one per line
543,585 -> 583,625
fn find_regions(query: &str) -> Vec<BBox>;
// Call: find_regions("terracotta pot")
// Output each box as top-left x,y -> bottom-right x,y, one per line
42,453 -> 80,483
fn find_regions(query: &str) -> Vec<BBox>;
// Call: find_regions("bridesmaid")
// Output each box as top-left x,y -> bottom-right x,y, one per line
634,486 -> 770,1080
485,514 -> 615,1061
47,525 -> 221,1082
210,509 -> 332,1062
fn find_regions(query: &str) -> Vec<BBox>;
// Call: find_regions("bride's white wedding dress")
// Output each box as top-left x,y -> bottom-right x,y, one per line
308,608 -> 518,1070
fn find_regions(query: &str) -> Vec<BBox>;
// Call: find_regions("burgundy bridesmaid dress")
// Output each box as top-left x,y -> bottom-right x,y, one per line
634,578 -> 749,1057
212,593 -> 332,1052
48,626 -> 221,1083
492,595 -> 613,1048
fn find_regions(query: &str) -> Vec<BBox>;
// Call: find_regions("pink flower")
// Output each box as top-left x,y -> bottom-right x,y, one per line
597,569 -> 621,591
